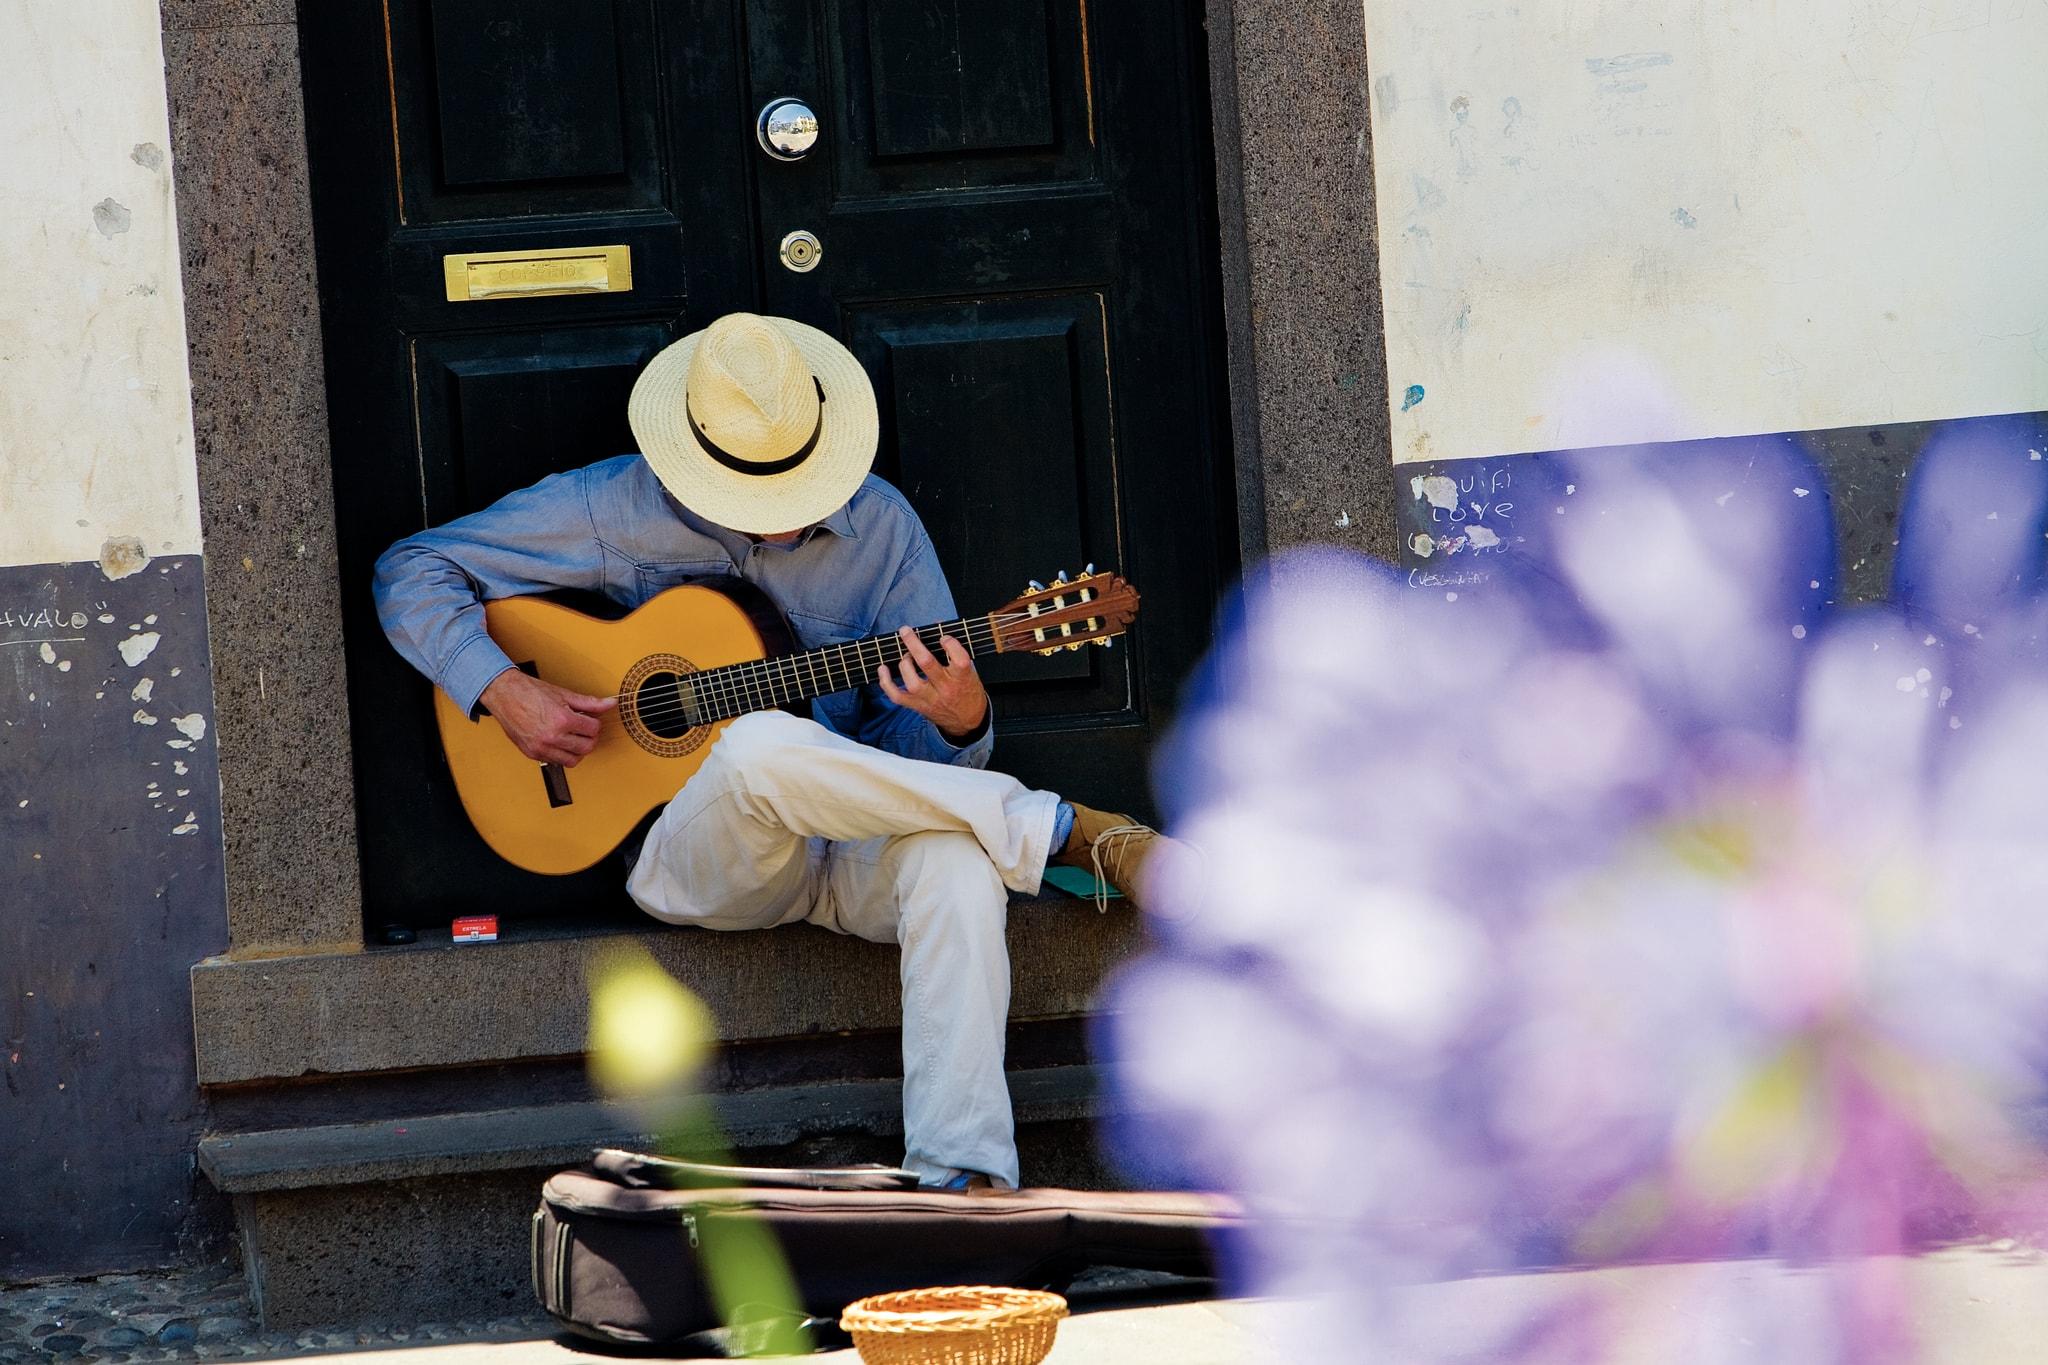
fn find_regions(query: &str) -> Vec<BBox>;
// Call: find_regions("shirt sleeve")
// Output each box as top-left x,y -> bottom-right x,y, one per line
372,466 -> 608,717
854,533 -> 995,770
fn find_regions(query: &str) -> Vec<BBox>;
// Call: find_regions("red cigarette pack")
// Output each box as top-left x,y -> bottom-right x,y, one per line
452,914 -> 499,944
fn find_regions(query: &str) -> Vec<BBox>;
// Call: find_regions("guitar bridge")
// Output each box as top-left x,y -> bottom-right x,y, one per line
516,660 -> 575,808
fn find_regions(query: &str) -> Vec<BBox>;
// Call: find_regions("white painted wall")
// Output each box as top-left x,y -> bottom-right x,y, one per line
1363,1 -> 2048,466
0,0 -> 201,568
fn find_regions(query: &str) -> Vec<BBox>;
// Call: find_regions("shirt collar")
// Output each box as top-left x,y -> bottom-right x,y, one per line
657,478 -> 861,545
811,499 -> 861,543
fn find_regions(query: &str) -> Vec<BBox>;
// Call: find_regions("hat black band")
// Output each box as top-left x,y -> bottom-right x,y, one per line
686,378 -> 827,478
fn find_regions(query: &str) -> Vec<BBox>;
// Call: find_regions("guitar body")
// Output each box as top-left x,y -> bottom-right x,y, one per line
434,581 -> 793,876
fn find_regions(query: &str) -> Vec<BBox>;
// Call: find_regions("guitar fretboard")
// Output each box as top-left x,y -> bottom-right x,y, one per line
675,616 -> 999,724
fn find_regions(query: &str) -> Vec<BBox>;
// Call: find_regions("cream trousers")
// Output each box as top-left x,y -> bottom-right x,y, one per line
624,709 -> 1062,1189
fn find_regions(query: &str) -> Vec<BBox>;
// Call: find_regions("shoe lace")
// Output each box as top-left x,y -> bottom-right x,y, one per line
1086,824 -> 1152,914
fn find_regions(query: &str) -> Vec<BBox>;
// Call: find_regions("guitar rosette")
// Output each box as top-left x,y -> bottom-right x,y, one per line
618,653 -> 712,758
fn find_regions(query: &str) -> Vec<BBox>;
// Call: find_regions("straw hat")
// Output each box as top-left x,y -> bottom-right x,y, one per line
628,313 -> 878,533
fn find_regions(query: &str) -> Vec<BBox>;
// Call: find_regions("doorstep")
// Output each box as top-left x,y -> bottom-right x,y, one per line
190,902 -> 1143,1085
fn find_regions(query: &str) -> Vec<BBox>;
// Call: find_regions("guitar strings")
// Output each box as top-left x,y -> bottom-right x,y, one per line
577,605 -> 1113,738
588,642 -> 1003,738
591,616 -> 1013,735
613,617 -> 996,718
596,622 -> 1002,731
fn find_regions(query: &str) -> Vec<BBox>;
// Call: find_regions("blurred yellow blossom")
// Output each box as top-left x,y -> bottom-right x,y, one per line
587,944 -> 715,1101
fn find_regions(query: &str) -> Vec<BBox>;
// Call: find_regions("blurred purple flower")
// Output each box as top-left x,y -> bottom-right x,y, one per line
1106,416 -> 2048,1361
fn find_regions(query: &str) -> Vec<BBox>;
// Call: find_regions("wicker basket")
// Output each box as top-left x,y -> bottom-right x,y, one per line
839,1285 -> 1069,1365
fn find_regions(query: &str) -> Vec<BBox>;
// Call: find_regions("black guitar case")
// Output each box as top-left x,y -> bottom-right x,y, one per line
532,1149 -> 1240,1346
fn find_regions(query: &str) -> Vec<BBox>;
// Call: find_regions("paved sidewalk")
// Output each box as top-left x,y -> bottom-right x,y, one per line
13,1243 -> 2048,1362
305,1247 -> 2048,1363
177,1301 -> 1281,1365
0,1265 -> 548,1363
0,1267 -> 1215,1363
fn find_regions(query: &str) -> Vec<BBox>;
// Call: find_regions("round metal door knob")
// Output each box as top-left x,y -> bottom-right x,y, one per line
757,97 -> 820,161
778,229 -> 824,273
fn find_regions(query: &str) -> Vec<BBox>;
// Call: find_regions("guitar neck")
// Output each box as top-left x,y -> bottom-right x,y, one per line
690,616 -> 999,722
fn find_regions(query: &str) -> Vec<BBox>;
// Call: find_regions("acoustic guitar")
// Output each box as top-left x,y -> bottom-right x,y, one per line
435,569 -> 1141,874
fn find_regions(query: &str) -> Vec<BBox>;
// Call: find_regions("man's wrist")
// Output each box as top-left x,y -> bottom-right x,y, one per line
469,663 -> 523,719
443,633 -> 522,721
938,698 -> 991,746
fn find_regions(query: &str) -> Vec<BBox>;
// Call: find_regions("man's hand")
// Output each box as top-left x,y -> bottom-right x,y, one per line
876,626 -> 988,741
479,669 -> 617,767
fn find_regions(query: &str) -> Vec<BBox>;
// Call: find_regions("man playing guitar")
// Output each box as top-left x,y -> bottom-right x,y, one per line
373,312 -> 1167,1191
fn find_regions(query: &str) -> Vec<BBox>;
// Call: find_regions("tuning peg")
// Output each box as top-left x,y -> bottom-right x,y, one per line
1027,579 -> 1045,592
1094,637 -> 1113,646
1083,562 -> 1095,576
1054,569 -> 1068,585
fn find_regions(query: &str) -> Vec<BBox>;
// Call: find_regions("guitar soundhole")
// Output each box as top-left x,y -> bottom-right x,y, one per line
637,673 -> 694,739
618,653 -> 711,759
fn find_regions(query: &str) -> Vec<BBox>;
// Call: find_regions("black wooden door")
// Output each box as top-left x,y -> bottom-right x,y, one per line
301,1 -> 1233,934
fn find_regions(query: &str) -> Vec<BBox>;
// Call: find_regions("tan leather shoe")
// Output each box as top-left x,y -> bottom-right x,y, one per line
1052,802 -> 1168,911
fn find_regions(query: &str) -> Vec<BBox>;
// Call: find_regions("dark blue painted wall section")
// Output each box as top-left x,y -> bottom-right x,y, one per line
1393,412 -> 2048,609
0,555 -> 228,1280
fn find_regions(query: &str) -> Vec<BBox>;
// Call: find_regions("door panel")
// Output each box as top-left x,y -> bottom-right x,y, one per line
428,0 -> 630,188
412,324 -> 669,518
387,0 -> 667,221
863,0 -> 1057,158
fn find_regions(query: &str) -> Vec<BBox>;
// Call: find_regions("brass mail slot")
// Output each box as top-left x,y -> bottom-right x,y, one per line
442,245 -> 633,302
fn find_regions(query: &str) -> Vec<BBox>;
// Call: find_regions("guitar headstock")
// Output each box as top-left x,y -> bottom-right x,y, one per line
990,567 -> 1141,656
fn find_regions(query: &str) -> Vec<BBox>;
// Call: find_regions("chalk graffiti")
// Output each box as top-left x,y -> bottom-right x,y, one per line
1407,567 -> 1491,589
1412,467 -> 1515,522
0,606 -> 89,633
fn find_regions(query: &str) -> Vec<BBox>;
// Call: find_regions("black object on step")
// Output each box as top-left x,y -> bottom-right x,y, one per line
531,1150 -> 1240,1346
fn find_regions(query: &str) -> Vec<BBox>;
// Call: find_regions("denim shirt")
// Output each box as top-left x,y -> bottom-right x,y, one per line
372,455 -> 994,770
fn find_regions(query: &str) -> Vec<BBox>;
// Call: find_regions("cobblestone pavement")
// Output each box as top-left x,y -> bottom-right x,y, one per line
0,1262 -> 1207,1364
0,1264 -> 553,1363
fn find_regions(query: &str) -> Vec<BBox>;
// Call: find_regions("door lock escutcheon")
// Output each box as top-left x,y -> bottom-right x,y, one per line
778,230 -> 823,273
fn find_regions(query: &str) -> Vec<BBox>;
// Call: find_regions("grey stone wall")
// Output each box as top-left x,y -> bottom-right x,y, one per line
161,0 -> 363,955
1204,0 -> 1400,564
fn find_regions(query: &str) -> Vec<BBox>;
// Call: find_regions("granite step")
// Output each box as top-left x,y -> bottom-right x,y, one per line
197,1064 -> 1123,1330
